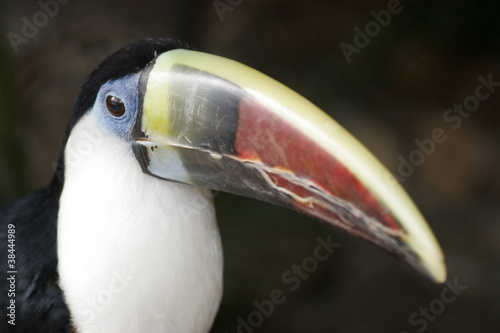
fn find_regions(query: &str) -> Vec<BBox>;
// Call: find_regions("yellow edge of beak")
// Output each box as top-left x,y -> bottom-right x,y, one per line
144,49 -> 446,283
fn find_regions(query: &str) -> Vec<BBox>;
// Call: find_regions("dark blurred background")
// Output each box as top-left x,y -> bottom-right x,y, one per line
0,0 -> 499,332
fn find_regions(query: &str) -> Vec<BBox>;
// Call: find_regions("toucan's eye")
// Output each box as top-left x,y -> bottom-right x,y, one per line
106,95 -> 126,117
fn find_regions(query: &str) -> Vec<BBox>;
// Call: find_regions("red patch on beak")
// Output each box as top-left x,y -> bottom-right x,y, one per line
234,98 -> 399,231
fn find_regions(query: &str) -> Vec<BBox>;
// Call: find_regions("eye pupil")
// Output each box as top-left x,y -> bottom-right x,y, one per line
106,95 -> 126,117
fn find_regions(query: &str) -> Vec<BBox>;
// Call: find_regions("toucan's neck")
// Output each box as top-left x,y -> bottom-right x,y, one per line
56,113 -> 223,332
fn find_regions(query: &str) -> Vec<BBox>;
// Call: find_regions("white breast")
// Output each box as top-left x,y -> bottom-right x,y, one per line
57,113 -> 223,333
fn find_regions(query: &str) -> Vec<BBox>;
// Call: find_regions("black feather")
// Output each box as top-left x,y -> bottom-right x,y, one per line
0,38 -> 187,332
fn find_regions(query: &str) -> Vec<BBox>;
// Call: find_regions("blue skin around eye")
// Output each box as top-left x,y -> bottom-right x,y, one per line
93,73 -> 141,140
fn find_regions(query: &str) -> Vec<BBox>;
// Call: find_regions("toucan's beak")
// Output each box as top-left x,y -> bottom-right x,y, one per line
131,49 -> 446,283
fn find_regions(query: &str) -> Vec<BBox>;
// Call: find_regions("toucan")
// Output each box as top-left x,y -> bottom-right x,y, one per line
0,38 -> 446,333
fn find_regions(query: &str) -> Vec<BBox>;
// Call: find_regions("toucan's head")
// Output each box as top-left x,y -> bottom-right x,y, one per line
63,38 -> 445,283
